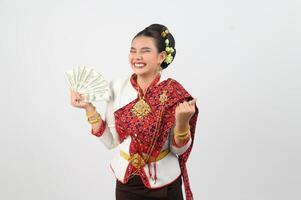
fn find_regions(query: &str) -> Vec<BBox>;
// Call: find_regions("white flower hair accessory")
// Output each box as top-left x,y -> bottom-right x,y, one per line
161,29 -> 175,64
163,38 -> 174,64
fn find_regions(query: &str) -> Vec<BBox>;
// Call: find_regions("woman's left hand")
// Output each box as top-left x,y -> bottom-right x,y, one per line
175,99 -> 197,128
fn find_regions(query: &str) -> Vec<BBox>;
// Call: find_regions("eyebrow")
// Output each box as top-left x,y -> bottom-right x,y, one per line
130,47 -> 152,50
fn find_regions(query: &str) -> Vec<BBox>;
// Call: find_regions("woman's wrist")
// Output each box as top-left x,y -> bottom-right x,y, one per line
83,103 -> 102,125
174,120 -> 190,147
85,103 -> 95,113
174,121 -> 190,133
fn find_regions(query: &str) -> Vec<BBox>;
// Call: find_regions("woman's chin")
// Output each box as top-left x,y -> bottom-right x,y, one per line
134,72 -> 147,76
132,68 -> 147,75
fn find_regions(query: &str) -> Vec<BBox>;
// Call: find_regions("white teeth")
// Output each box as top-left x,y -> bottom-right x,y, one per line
134,63 -> 146,68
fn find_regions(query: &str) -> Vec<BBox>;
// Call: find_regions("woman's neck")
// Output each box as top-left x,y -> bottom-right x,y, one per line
136,72 -> 159,93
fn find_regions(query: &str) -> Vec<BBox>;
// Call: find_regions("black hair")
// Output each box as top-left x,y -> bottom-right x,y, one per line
133,24 -> 176,69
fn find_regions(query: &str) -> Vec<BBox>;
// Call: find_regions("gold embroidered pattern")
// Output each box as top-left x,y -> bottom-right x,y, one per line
159,90 -> 168,105
132,98 -> 151,118
129,153 -> 146,169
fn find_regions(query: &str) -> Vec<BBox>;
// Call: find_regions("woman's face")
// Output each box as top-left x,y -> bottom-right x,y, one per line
129,36 -> 166,77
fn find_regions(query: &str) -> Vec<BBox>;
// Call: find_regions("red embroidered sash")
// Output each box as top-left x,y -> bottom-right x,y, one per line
114,74 -> 199,200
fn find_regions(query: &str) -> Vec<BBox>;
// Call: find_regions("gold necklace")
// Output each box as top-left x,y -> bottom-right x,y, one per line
132,88 -> 151,119
131,74 -> 160,119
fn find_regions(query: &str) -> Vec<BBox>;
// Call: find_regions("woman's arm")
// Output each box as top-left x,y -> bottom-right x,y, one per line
85,104 -> 103,133
70,87 -> 120,149
88,98 -> 120,150
169,99 -> 196,155
170,126 -> 192,155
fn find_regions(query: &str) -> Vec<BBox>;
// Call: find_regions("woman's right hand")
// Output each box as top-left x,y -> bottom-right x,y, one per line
70,89 -> 92,109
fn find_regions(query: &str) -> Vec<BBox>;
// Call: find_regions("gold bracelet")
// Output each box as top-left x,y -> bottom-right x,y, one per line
176,130 -> 190,137
88,112 -> 100,121
174,126 -> 190,140
89,119 -> 101,125
175,132 -> 190,140
86,105 -> 96,118
88,113 -> 100,121
88,116 -> 101,125
88,113 -> 101,125
174,125 -> 190,135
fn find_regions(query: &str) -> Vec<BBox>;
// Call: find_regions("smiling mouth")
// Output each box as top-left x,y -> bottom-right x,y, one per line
134,63 -> 146,68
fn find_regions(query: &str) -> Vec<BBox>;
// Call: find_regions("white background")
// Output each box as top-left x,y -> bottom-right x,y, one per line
0,0 -> 300,199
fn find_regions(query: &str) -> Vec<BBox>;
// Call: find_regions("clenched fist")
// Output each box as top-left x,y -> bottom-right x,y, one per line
175,99 -> 197,127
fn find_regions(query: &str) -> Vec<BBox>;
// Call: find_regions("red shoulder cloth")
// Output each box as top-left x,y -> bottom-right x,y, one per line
114,74 -> 198,199
168,79 -> 199,200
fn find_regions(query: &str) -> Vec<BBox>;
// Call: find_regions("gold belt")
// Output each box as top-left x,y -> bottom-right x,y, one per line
120,149 -> 170,169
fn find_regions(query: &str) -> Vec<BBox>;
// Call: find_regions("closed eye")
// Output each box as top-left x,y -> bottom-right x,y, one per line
141,49 -> 151,53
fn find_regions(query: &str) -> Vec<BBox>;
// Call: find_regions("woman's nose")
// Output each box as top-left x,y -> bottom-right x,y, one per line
134,52 -> 143,59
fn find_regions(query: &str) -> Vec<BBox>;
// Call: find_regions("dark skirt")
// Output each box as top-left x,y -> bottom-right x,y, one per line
115,175 -> 184,200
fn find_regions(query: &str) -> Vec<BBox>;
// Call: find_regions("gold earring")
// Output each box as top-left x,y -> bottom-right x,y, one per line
158,66 -> 163,74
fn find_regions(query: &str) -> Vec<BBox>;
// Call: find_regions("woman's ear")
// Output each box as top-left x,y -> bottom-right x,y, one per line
159,51 -> 167,64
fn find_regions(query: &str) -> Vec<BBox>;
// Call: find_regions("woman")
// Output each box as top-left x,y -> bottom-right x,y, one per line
70,24 -> 199,200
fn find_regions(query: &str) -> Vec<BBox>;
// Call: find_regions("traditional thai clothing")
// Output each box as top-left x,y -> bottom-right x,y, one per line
92,73 -> 198,200
115,175 -> 184,200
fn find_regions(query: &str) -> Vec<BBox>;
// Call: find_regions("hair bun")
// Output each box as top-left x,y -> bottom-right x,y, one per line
134,24 -> 176,69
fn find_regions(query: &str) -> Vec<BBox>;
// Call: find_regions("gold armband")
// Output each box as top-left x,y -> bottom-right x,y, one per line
174,126 -> 190,140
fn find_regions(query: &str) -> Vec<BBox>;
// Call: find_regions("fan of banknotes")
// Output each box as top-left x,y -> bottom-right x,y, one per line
65,66 -> 111,102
